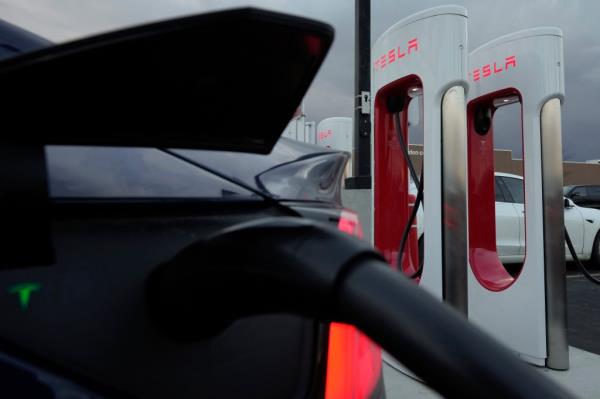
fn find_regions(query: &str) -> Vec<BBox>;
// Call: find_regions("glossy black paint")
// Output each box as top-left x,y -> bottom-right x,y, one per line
0,207 -> 330,398
0,8 -> 333,153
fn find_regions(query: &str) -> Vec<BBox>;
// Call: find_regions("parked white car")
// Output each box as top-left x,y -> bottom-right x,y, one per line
413,172 -> 600,267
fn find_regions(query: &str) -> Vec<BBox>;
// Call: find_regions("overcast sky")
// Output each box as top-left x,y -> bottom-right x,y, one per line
1,0 -> 599,161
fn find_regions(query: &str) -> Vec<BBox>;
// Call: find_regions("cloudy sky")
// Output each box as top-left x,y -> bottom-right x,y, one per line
1,0 -> 599,160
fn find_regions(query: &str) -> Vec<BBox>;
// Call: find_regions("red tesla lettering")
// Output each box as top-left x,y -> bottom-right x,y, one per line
482,64 -> 491,77
388,49 -> 396,64
408,39 -> 418,54
373,38 -> 420,73
505,55 -> 517,69
318,129 -> 333,141
471,55 -> 517,81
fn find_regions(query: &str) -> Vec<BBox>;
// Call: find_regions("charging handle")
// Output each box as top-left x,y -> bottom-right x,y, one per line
147,217 -> 384,340
474,105 -> 492,135
386,95 -> 405,113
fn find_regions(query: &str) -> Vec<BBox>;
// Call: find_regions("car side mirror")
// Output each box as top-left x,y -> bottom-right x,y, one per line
570,192 -> 580,197
564,198 -> 574,208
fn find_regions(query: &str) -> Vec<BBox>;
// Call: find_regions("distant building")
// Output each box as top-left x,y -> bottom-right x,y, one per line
407,144 -> 600,186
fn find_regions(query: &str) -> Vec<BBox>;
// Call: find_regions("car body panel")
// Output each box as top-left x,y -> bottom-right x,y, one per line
0,206 -> 324,398
573,204 -> 600,260
0,9 -> 333,154
564,203 -> 585,256
495,201 -> 521,259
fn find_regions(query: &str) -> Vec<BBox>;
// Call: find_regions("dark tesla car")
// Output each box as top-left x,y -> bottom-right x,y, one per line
564,184 -> 600,210
0,7 -> 574,399
0,12 -> 384,399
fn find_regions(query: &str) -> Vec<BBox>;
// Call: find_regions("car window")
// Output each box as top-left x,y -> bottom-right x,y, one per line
175,138 -> 348,202
571,186 -> 588,197
501,177 -> 524,204
46,146 -> 256,199
495,177 -> 507,202
588,186 -> 600,196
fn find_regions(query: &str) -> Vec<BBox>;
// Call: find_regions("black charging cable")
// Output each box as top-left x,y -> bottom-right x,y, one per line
388,97 -> 425,278
565,227 -> 600,285
392,111 -> 420,188
397,167 -> 424,279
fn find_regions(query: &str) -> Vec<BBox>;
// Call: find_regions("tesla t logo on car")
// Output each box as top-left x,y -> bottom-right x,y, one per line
373,38 -> 419,71
471,55 -> 517,82
8,282 -> 41,310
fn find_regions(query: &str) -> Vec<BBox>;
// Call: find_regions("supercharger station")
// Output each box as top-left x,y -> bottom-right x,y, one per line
466,28 -> 568,369
317,117 -> 353,175
317,117 -> 353,151
372,6 -> 469,311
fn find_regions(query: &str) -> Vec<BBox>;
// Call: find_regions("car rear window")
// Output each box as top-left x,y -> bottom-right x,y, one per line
502,177 -> 525,204
495,177 -> 507,202
175,138 -> 348,203
46,146 -> 256,199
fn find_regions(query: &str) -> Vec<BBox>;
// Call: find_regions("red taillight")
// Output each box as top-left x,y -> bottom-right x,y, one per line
326,210 -> 381,399
337,210 -> 364,239
325,323 -> 382,399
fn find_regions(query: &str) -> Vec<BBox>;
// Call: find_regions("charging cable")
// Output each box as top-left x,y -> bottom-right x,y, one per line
565,227 -> 600,285
391,107 -> 424,278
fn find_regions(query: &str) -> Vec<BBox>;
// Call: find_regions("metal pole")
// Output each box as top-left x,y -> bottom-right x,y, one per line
346,0 -> 371,189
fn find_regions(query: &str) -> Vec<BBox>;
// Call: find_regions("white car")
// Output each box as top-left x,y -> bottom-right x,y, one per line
413,172 -> 600,267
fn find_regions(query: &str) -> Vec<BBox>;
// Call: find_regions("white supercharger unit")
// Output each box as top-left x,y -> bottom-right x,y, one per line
371,6 -> 469,311
317,117 -> 353,174
466,28 -> 568,369
316,117 -> 352,151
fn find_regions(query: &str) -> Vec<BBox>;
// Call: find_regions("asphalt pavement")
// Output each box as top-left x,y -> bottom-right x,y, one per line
506,262 -> 600,354
567,270 -> 600,355
384,272 -> 600,398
